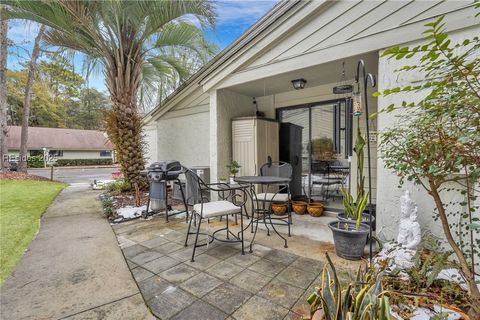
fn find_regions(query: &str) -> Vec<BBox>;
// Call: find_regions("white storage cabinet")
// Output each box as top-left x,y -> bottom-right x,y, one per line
232,117 -> 279,176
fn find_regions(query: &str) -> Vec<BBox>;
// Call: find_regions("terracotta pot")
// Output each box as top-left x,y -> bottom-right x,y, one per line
307,202 -> 324,217
292,201 -> 308,215
271,202 -> 288,215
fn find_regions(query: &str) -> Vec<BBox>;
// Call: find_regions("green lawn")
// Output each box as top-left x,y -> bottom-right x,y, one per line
0,180 -> 67,284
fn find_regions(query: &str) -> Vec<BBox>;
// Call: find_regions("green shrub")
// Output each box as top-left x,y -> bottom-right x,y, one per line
27,155 -> 44,168
99,194 -> 116,219
55,158 -> 113,167
104,180 -> 131,193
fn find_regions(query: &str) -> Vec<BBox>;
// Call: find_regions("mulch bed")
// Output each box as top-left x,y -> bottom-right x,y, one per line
111,188 -> 183,210
0,172 -> 53,182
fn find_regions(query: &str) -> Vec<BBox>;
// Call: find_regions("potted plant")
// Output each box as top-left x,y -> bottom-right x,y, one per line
329,126 -> 370,260
311,137 -> 335,160
226,161 -> 241,184
337,127 -> 375,226
218,176 -> 228,184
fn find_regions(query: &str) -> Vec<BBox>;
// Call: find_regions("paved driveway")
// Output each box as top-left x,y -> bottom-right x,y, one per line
29,166 -> 119,184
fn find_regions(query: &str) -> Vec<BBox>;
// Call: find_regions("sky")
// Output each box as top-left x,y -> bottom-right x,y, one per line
7,0 -> 278,93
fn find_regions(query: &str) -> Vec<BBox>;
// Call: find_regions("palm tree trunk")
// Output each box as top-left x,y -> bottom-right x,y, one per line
0,6 -> 9,172
105,97 -> 145,187
104,48 -> 146,188
18,24 -> 45,172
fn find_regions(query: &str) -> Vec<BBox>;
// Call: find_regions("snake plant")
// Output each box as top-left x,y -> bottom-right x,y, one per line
341,188 -> 369,231
307,253 -> 391,320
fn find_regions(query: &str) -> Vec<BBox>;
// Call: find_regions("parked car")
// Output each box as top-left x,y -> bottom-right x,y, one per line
9,160 -> 18,171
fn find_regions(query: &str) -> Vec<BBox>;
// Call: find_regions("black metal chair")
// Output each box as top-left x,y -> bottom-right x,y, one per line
183,168 -> 247,262
253,161 -> 293,237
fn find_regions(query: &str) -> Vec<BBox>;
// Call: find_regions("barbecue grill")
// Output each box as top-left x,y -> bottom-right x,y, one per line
142,160 -> 188,222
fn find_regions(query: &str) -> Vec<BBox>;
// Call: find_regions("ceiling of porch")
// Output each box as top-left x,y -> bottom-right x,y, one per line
226,52 -> 378,97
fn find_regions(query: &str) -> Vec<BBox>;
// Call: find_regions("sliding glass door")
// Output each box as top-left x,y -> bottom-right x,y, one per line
278,99 -> 352,210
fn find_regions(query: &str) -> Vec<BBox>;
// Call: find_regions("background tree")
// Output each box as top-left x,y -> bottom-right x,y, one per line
377,15 -> 480,317
7,69 -> 68,127
71,88 -> 110,129
0,5 -> 8,171
17,24 -> 45,172
6,0 -> 216,186
7,67 -> 110,130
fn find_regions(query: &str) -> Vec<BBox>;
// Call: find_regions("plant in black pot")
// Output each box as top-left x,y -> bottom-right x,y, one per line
329,126 -> 370,260
337,126 -> 375,226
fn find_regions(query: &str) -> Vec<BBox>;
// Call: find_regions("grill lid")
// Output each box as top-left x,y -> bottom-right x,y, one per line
147,160 -> 182,172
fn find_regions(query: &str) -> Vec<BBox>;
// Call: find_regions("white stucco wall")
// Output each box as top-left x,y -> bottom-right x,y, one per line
144,88 -> 211,168
376,26 -> 480,248
155,111 -> 210,168
143,122 -> 158,164
210,89 -> 255,182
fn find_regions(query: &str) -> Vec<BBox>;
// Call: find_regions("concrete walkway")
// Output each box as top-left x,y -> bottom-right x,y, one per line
0,185 -> 153,320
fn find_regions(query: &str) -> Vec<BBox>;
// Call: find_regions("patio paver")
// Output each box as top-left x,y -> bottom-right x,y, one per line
158,263 -> 200,284
229,268 -> 272,293
141,255 -> 180,274
184,253 -> 221,270
129,249 -> 164,265
123,243 -> 148,258
258,278 -> 305,309
206,260 -> 244,281
276,265 -> 317,289
232,295 -> 290,320
147,285 -> 196,319
204,283 -> 253,315
179,272 -> 224,298
171,300 -> 228,320
111,207 -> 360,319
225,252 -> 262,267
247,258 -> 287,276
132,266 -> 155,282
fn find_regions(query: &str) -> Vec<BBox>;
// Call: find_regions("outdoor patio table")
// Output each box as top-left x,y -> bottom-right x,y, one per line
234,175 -> 291,252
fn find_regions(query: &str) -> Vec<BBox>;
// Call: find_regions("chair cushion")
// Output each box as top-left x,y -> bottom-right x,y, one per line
193,201 -> 241,218
254,193 -> 290,202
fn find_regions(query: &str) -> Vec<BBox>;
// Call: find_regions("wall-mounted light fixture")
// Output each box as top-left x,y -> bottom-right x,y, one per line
291,78 -> 307,90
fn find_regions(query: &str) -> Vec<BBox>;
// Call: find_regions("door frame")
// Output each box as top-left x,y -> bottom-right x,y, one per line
275,98 -> 352,209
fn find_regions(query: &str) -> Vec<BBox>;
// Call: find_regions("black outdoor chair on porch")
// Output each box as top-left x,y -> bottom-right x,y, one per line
252,161 -> 293,237
183,168 -> 247,262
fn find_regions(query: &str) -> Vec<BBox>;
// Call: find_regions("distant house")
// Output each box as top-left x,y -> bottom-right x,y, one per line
6,126 -> 114,162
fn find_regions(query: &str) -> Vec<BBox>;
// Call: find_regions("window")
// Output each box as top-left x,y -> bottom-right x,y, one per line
49,150 -> 63,157
100,150 -> 112,157
30,150 -> 43,156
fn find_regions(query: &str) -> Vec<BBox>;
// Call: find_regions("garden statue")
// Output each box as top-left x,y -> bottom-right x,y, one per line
376,190 -> 421,269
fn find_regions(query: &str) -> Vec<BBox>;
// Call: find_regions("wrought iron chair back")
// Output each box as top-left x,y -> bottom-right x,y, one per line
260,161 -> 293,180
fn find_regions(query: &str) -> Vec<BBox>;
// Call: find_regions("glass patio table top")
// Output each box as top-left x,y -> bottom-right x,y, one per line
233,175 -> 291,184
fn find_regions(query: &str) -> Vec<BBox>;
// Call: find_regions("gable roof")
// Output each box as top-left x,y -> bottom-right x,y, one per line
144,0 -> 478,122
144,0 -> 303,122
6,126 -> 113,150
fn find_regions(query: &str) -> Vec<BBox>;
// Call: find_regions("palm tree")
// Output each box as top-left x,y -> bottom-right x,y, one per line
5,0 -> 216,185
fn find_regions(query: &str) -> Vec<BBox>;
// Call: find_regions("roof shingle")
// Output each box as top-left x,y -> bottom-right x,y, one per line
6,126 -> 113,150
